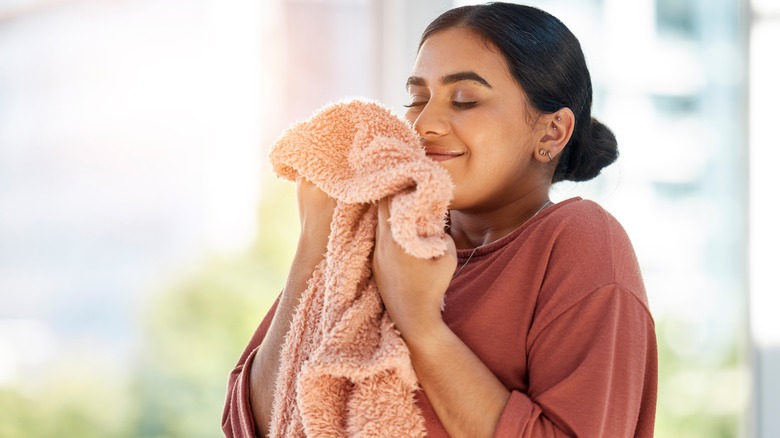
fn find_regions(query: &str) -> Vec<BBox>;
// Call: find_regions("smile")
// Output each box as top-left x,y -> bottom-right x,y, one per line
424,147 -> 464,162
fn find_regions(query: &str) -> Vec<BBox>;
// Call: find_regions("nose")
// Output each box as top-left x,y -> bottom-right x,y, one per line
408,101 -> 449,138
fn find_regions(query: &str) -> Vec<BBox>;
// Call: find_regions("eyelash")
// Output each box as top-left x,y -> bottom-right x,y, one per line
402,101 -> 478,110
453,101 -> 478,109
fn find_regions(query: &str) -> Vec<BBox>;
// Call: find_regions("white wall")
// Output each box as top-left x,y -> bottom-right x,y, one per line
749,1 -> 780,436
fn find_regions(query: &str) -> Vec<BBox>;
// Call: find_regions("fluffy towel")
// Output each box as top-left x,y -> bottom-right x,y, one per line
268,99 -> 454,437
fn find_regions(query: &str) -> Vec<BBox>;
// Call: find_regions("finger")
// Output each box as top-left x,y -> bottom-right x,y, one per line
372,200 -> 386,273
376,197 -> 391,235
374,199 -> 385,244
377,197 -> 390,222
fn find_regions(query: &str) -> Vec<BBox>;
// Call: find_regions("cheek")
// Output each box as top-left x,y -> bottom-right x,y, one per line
451,114 -> 490,145
469,129 -> 529,177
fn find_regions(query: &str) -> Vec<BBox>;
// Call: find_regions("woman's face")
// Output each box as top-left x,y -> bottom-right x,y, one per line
406,26 -> 544,212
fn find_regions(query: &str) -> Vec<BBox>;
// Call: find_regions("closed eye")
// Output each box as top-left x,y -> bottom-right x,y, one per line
403,101 -> 427,109
404,101 -> 477,110
452,101 -> 477,109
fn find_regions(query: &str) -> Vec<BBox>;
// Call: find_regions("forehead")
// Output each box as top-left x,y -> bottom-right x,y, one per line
411,27 -> 514,84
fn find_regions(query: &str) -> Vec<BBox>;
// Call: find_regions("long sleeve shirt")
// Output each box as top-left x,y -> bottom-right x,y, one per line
222,197 -> 658,437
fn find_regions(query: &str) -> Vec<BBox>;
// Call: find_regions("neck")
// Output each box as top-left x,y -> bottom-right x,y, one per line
449,192 -> 551,250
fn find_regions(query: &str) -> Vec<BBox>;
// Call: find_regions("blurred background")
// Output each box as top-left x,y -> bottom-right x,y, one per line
0,0 -> 776,436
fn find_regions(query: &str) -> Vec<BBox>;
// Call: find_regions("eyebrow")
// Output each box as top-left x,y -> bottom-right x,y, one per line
406,71 -> 493,90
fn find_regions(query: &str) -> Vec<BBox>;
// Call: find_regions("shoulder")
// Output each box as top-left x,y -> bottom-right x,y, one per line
545,197 -> 622,239
531,197 -> 649,311
542,198 -> 637,271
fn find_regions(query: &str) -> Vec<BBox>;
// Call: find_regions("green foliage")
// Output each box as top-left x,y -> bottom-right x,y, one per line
132,255 -> 281,437
131,177 -> 297,438
654,316 -> 748,438
0,358 -> 136,438
0,177 -> 298,438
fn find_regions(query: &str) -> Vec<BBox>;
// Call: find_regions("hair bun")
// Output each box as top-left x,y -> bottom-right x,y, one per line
562,117 -> 619,182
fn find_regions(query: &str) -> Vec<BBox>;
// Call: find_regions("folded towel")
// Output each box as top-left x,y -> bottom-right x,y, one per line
268,99 -> 454,437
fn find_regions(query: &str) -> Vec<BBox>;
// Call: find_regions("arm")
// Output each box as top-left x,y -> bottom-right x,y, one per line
247,237 -> 328,436
404,321 -> 511,438
222,296 -> 279,438
222,179 -> 336,438
501,285 -> 657,437
372,198 -> 506,438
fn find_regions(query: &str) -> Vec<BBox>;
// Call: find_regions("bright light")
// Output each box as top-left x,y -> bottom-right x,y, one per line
749,19 -> 780,348
0,319 -> 54,385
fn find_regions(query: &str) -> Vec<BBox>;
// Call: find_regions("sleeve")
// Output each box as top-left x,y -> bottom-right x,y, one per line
222,296 -> 281,438
494,285 -> 657,438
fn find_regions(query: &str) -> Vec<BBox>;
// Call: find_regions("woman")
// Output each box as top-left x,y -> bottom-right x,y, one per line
224,3 -> 657,437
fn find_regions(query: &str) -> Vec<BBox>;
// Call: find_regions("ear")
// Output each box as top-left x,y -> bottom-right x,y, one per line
534,107 -> 575,164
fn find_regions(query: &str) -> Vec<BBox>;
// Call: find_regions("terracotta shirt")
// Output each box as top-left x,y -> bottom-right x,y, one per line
222,197 -> 658,437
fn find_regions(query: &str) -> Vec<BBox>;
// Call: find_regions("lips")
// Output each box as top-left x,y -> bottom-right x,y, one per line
424,146 -> 465,162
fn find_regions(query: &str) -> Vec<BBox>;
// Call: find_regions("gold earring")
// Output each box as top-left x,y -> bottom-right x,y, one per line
539,149 -> 553,162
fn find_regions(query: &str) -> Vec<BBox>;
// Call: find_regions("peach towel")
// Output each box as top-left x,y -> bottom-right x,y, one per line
268,99 -> 453,437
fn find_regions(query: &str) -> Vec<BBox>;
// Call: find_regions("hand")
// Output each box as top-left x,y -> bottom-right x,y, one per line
295,177 -> 337,258
371,197 -> 457,338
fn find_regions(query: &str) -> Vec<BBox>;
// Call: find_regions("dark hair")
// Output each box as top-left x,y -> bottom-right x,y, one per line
420,2 -> 618,182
